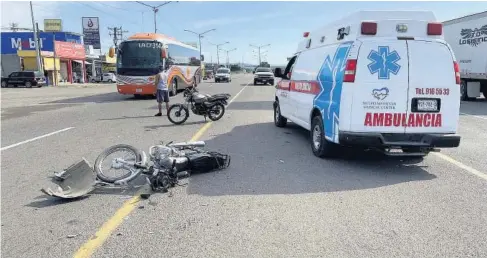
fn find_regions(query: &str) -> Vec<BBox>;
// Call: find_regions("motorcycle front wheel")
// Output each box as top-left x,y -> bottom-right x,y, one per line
208,103 -> 225,121
94,144 -> 145,183
168,104 -> 190,125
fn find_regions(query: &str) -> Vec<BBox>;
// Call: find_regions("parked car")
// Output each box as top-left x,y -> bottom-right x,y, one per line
1,71 -> 46,88
89,73 -> 117,83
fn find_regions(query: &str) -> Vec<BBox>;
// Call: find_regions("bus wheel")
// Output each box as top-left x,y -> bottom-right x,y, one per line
170,79 -> 177,97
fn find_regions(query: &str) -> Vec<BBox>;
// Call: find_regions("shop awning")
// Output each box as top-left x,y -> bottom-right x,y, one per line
72,60 -> 91,65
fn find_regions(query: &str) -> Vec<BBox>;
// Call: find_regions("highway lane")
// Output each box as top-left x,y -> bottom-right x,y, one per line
93,82 -> 487,257
2,75 -> 487,257
0,74 -> 251,258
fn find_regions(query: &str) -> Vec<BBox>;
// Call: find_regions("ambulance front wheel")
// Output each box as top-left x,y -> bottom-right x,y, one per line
311,115 -> 336,158
273,100 -> 287,127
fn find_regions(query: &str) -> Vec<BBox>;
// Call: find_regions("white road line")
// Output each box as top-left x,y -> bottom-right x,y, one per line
228,79 -> 251,105
1,127 -> 75,151
460,112 -> 487,120
433,152 -> 487,181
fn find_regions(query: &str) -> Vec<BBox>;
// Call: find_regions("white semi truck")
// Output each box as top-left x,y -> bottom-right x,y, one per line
443,11 -> 487,101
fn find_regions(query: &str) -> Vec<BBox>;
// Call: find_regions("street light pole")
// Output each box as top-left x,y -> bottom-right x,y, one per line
183,28 -> 216,76
221,48 -> 236,68
249,44 -> 270,65
208,41 -> 229,66
29,1 -> 42,73
136,1 -> 175,33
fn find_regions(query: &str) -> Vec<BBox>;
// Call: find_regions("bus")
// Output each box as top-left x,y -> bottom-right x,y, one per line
109,33 -> 203,97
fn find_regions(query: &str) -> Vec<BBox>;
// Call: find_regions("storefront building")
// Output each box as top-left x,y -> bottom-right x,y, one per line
101,53 -> 116,73
0,31 -> 82,77
16,50 -> 60,85
54,41 -> 86,83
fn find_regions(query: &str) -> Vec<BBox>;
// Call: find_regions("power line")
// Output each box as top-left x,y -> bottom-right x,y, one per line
108,26 -> 128,47
75,1 -> 140,26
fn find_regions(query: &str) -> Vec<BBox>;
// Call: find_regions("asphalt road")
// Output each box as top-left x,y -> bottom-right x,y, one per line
1,74 -> 487,258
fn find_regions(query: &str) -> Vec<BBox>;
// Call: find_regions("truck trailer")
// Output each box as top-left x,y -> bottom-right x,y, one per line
443,11 -> 487,101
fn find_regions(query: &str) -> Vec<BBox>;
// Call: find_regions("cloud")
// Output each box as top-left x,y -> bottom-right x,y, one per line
192,12 -> 291,29
1,1 -> 61,30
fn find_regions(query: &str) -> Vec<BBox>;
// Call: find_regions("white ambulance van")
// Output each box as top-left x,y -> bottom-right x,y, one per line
273,10 -> 462,158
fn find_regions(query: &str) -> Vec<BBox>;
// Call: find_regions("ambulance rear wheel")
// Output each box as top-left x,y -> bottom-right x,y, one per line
273,100 -> 287,127
311,115 -> 335,158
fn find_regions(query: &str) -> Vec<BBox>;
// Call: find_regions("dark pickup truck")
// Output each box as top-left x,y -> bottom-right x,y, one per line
1,71 -> 46,88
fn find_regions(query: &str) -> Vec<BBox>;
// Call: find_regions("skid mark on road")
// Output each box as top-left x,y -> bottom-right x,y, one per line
0,127 -> 75,151
74,80 -> 252,258
433,152 -> 487,181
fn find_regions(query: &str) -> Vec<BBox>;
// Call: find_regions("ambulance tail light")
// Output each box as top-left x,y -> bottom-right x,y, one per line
344,59 -> 357,82
427,23 -> 442,35
361,22 -> 377,35
453,61 -> 461,85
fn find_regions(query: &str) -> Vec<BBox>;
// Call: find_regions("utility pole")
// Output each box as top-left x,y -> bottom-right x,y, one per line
208,41 -> 229,66
183,28 -> 215,75
108,26 -> 128,47
221,48 -> 236,68
136,1 -> 176,33
249,44 -> 270,65
30,1 -> 42,73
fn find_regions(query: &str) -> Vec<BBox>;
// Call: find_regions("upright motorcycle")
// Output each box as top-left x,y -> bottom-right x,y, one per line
167,87 -> 231,125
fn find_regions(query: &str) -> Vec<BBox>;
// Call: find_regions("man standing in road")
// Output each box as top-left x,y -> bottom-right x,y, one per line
154,66 -> 170,116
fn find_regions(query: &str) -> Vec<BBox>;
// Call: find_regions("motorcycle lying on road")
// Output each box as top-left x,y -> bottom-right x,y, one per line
167,87 -> 231,125
41,141 -> 231,199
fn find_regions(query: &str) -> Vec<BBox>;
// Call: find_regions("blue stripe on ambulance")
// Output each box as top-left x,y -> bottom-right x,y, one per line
313,42 -> 353,143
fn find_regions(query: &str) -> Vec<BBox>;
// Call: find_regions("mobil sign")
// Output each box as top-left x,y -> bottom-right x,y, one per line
0,32 -> 82,54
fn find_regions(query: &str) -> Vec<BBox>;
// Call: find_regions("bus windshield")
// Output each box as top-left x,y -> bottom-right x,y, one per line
117,41 -> 163,76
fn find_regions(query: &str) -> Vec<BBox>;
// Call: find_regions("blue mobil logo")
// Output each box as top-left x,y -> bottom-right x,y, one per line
0,32 -> 82,54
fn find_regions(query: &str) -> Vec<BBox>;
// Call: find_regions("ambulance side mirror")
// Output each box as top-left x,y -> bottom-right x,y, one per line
274,68 -> 283,78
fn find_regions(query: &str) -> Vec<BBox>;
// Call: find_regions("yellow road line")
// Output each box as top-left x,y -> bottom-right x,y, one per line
433,152 -> 487,181
74,80 -> 251,258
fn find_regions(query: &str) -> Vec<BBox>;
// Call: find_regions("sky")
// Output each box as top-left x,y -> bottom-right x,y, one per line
1,1 -> 487,65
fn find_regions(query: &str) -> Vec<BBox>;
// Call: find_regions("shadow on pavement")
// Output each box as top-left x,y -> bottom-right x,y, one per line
41,92 -> 148,104
228,101 -> 274,111
99,115 -> 157,121
144,121 -> 205,130
460,98 -> 487,116
1,104 -> 80,121
187,122 -> 436,197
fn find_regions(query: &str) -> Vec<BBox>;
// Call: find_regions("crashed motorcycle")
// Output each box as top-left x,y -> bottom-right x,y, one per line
41,141 -> 231,199
167,87 -> 231,125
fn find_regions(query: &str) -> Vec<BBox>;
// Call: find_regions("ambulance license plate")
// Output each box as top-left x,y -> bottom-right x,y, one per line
136,88 -> 142,93
417,99 -> 438,111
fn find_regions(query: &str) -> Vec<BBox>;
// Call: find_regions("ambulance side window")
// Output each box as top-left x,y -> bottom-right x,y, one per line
283,55 -> 298,80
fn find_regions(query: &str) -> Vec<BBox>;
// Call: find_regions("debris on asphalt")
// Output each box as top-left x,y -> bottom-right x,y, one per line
200,203 -> 208,206
168,191 -> 174,197
67,234 -> 79,238
138,205 -> 145,209
116,232 -> 123,236
148,231 -> 154,234
140,192 -> 152,199
279,159 -> 284,163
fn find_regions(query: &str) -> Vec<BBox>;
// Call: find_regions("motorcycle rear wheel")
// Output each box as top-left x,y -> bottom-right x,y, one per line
168,104 -> 190,125
94,144 -> 145,183
208,103 -> 225,121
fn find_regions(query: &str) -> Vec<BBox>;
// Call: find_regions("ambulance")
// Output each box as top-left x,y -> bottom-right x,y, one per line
273,10 -> 462,158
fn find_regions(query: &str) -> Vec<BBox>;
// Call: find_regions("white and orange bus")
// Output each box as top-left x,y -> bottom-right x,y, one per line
109,33 -> 202,97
